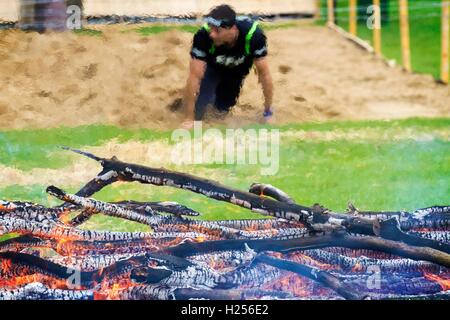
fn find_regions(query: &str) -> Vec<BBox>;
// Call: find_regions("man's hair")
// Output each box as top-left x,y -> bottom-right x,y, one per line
206,4 -> 236,28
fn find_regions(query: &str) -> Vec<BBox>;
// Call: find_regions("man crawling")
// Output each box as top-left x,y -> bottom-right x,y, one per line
182,4 -> 275,128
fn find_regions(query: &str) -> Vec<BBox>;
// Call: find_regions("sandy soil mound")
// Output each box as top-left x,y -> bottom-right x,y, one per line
0,22 -> 448,130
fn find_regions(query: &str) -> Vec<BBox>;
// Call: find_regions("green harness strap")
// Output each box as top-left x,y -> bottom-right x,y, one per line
245,21 -> 259,56
202,23 -> 216,54
202,21 -> 259,56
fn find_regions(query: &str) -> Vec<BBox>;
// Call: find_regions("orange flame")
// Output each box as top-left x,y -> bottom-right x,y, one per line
1,259 -> 12,273
56,238 -> 73,255
0,274 -> 69,290
195,235 -> 206,243
424,272 -> 450,291
351,262 -> 364,273
0,204 -> 15,212
263,274 -> 312,297
287,252 -> 334,271
59,211 -> 72,224
101,279 -> 138,300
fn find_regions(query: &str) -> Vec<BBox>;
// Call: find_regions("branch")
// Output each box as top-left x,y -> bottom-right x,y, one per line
249,183 -> 295,204
47,185 -> 159,227
66,148 -> 317,225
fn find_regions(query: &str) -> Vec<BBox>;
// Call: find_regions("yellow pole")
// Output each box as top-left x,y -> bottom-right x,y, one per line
441,0 -> 449,84
399,0 -> 411,71
349,0 -> 357,36
327,0 -> 334,26
315,0 -> 321,20
373,0 -> 382,56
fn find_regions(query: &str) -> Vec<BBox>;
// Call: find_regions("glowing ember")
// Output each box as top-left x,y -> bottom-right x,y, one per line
424,272 -> 450,291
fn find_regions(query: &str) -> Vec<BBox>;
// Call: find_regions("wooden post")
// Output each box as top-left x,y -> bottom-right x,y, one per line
327,0 -> 334,26
441,0 -> 449,84
349,0 -> 357,36
399,0 -> 411,71
373,0 -> 382,56
314,0 -> 321,20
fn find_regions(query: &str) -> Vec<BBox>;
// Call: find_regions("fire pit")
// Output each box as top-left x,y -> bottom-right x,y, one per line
1,148 -> 449,300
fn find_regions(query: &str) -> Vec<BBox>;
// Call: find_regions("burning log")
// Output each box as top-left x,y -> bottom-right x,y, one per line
302,249 -> 444,274
0,251 -> 192,290
49,253 -> 139,272
0,235 -> 53,253
0,251 -> 94,286
347,203 -> 450,232
113,285 -> 291,300
66,199 -> 201,228
113,200 -> 201,217
47,186 -> 162,227
0,282 -> 94,300
216,263 -> 282,289
162,234 -> 450,268
47,186 -> 310,241
382,290 -> 450,300
168,288 -> 293,300
409,231 -> 450,244
0,212 -> 206,242
186,249 -> 257,269
340,273 -> 447,297
0,234 -> 210,260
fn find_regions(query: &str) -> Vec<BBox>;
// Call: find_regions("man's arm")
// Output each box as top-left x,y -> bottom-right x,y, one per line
254,57 -> 274,112
183,58 -> 207,122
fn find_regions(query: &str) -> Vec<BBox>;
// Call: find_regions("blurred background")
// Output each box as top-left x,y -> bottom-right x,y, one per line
0,1 -> 448,81
1,0 -> 314,26
327,0 -> 448,82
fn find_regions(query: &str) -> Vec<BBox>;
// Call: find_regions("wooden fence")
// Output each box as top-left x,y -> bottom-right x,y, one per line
323,0 -> 450,84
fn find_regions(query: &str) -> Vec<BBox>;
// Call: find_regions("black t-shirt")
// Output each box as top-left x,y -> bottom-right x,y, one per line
190,17 -> 268,76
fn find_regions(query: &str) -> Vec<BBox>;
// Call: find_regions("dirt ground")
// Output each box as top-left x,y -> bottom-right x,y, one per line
0,21 -> 449,131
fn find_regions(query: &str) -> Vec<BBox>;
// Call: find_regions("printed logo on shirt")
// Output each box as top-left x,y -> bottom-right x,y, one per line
216,55 -> 246,67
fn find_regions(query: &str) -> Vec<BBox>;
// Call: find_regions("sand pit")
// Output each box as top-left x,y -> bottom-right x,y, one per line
0,21 -> 449,131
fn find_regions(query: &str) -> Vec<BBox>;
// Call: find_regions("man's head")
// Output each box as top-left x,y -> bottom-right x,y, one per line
204,4 -> 238,47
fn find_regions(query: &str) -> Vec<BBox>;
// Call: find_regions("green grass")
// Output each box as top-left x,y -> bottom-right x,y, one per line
0,118 -> 447,171
130,21 -> 301,36
321,0 -> 447,80
73,28 -> 103,37
259,22 -> 300,31
132,24 -> 199,35
1,118 -> 448,241
0,125 -> 172,171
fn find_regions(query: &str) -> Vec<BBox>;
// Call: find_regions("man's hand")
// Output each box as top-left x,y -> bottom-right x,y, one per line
181,119 -> 195,129
254,57 -> 274,114
262,108 -> 274,124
